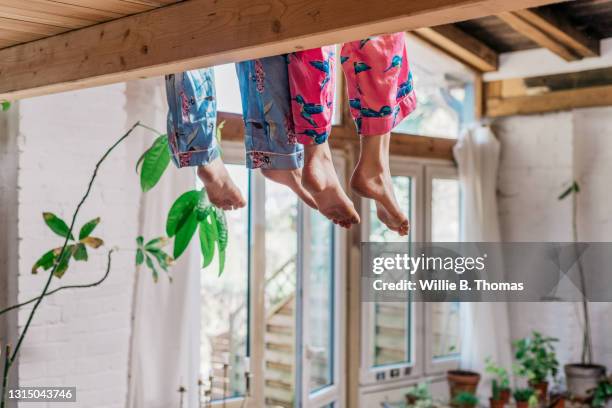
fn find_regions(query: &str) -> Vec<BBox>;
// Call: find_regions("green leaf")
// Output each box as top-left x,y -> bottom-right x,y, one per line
140,134 -> 171,192
214,209 -> 228,252
136,236 -> 144,246
217,248 -> 226,276
1,101 -> 10,111
80,236 -> 104,248
136,248 -> 144,266
199,219 -> 215,268
54,245 -> 75,278
78,217 -> 100,240
43,212 -> 74,240
166,190 -> 200,236
173,211 -> 198,259
32,249 -> 57,274
558,181 -> 580,200
148,248 -> 173,272
145,255 -> 159,282
145,237 -> 169,250
73,243 -> 88,261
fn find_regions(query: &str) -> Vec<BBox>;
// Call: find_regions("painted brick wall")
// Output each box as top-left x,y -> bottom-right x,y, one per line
11,79 -> 162,407
496,107 -> 612,380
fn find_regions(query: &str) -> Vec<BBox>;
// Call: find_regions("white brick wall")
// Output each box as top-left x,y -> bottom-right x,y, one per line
496,107 -> 612,378
6,79 -> 162,407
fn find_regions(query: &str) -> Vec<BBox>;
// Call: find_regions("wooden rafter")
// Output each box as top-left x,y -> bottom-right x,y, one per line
0,0 -> 563,101
497,8 -> 599,61
413,24 -> 498,72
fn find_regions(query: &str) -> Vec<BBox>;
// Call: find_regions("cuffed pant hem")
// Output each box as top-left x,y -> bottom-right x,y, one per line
246,150 -> 304,170
358,91 -> 417,136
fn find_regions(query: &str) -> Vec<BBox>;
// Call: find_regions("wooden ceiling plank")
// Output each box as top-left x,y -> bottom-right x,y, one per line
414,24 -> 498,72
0,0 -> 123,23
0,5 -> 96,28
497,11 -> 578,61
45,0 -> 155,14
514,9 -> 600,58
0,28 -> 47,43
0,0 -> 564,101
0,17 -> 65,36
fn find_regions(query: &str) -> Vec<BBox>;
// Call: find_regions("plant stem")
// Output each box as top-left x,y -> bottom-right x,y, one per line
573,184 -> 592,364
0,122 -> 150,406
0,250 -> 115,316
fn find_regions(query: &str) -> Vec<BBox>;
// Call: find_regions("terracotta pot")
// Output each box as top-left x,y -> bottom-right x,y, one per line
565,363 -> 606,402
500,388 -> 511,404
529,380 -> 548,402
406,394 -> 418,405
549,394 -> 565,408
447,370 -> 481,399
516,401 -> 529,408
490,398 -> 505,408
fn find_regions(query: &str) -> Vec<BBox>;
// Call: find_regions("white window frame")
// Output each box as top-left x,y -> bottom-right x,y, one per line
203,141 -> 347,407
359,156 -> 462,393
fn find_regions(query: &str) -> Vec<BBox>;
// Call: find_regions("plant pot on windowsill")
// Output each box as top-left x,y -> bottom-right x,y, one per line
447,370 -> 481,399
499,388 -> 511,404
528,380 -> 548,402
490,398 -> 505,408
565,363 -> 607,402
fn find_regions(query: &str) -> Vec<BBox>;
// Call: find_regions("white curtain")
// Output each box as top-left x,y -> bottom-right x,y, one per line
453,125 -> 513,389
126,79 -> 201,408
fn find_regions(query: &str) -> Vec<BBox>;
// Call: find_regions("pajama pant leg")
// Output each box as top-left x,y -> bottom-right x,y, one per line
287,46 -> 336,145
165,69 -> 219,168
341,33 -> 417,136
236,56 -> 304,169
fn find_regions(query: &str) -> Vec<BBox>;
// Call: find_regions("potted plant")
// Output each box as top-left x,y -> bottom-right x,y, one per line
513,388 -> 537,408
559,182 -> 608,401
514,331 -> 559,402
486,357 -> 511,403
490,380 -> 506,408
405,382 -> 435,408
453,392 -> 479,408
591,377 -> 612,408
448,370 -> 481,399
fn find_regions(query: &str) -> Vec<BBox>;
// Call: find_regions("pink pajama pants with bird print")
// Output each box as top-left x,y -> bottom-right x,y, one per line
288,32 -> 417,145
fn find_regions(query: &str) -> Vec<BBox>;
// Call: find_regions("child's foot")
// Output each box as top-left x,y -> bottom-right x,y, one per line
197,157 -> 247,211
302,143 -> 360,227
260,168 -> 318,210
350,134 -> 409,236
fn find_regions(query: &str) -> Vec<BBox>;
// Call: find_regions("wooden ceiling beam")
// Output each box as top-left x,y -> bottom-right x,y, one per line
497,8 -> 599,62
0,0 -> 563,101
413,24 -> 498,72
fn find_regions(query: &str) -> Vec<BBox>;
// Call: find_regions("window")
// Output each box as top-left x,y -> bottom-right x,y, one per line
198,144 -> 345,407
200,164 -> 249,401
394,35 -> 477,139
361,159 -> 463,387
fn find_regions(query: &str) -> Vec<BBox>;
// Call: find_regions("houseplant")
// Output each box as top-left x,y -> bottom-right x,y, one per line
486,357 -> 511,403
448,370 -> 481,399
591,377 -> 612,408
559,182 -> 608,401
513,388 -> 537,408
514,331 -> 559,402
490,380 -> 506,408
453,391 -> 479,408
405,382 -> 435,408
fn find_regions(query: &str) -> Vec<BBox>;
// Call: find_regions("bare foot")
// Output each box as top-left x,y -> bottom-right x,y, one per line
197,157 -> 247,211
260,168 -> 318,210
350,133 -> 409,236
302,143 -> 360,227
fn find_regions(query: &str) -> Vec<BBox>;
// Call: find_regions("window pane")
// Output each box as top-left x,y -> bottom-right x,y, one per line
431,178 -> 460,242
264,180 -> 298,407
214,64 -> 242,114
369,176 -> 412,367
431,177 -> 462,360
431,302 -> 462,359
200,164 -> 249,400
308,211 -> 334,392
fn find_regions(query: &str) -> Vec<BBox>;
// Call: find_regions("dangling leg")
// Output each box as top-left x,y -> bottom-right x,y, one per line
288,47 -> 360,227
236,56 -> 317,209
341,34 -> 417,235
165,69 -> 245,210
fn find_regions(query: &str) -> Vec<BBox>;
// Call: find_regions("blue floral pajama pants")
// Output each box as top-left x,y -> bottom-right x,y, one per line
165,56 -> 303,170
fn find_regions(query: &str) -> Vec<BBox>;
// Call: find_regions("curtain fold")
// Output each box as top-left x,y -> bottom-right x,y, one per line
454,125 -> 513,391
126,79 -> 201,408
